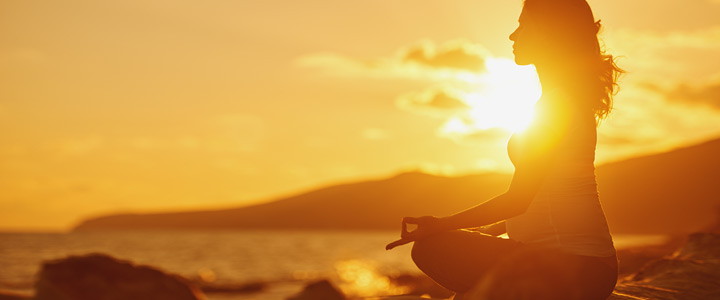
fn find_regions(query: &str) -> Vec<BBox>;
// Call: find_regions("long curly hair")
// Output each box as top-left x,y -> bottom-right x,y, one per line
522,0 -> 623,120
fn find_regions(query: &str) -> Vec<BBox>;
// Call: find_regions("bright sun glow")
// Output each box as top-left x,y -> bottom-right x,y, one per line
441,58 -> 541,135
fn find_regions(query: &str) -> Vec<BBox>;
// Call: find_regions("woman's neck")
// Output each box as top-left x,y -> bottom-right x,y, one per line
534,64 -> 587,117
535,64 -> 564,97
534,63 -> 598,126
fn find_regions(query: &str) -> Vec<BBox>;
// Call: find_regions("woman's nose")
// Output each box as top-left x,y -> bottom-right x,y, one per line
509,28 -> 519,41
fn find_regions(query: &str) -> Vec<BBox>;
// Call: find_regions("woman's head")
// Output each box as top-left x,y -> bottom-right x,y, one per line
510,0 -> 622,120
511,0 -> 598,66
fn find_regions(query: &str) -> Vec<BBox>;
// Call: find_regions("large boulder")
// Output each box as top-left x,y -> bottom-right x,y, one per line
34,253 -> 206,300
287,280 -> 345,300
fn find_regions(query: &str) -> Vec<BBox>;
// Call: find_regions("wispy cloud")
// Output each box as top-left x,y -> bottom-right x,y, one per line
299,40 -> 540,147
611,26 -> 720,49
667,81 -> 720,109
638,80 -> 720,110
401,40 -> 487,72
296,39 -> 490,81
605,26 -> 720,80
396,88 -> 471,117
592,24 -> 720,162
596,82 -> 720,163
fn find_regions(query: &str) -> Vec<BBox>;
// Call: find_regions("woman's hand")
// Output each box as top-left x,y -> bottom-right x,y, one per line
402,216 -> 442,240
385,216 -> 442,250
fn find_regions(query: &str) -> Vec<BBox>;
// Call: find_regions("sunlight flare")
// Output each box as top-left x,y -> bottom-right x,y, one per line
441,58 -> 541,135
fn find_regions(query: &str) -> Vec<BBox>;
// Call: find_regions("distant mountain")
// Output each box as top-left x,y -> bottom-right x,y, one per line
597,138 -> 720,234
74,138 -> 720,234
74,172 -> 511,231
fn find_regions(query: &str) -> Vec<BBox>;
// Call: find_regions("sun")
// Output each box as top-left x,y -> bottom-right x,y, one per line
441,58 -> 541,135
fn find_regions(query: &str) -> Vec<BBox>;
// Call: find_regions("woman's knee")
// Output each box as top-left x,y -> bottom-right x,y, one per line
410,232 -> 454,268
411,234 -> 438,266
410,237 -> 431,267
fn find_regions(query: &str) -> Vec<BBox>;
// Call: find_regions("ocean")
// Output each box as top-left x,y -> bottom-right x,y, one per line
0,230 -> 667,299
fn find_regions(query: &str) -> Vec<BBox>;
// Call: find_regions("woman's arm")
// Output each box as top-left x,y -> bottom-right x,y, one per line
401,107 -> 572,240
434,158 -> 553,231
437,109 -> 570,231
393,164 -> 551,247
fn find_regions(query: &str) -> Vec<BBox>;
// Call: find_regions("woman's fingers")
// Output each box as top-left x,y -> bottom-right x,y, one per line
403,216 -> 419,224
396,216 -> 440,243
385,238 -> 412,250
388,217 -> 441,250
401,221 -> 421,239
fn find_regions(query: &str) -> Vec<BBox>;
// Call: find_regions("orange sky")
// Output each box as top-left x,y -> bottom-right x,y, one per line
2,0 -> 720,231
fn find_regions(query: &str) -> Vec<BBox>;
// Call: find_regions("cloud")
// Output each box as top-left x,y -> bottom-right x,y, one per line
298,39 -> 539,146
297,40 -> 491,80
396,88 -> 471,117
667,82 -> 720,109
604,26 -> 720,81
461,128 -> 513,142
610,26 -> 720,50
401,41 -> 487,72
395,87 -> 516,143
438,120 -> 512,144
639,80 -> 720,110
595,81 -> 720,164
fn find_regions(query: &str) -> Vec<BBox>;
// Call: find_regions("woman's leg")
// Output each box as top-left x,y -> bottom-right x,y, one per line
574,255 -> 618,300
410,230 -> 522,293
412,230 -> 618,300
471,249 -> 618,300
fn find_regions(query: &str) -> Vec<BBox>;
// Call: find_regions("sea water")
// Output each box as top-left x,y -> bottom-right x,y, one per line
0,230 -> 667,299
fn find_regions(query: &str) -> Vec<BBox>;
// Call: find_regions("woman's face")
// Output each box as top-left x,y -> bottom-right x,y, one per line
509,8 -> 547,66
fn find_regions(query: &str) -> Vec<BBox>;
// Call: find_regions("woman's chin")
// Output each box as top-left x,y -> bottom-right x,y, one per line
514,57 -> 532,66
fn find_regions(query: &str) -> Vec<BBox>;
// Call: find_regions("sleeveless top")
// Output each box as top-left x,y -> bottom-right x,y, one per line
505,106 -> 616,258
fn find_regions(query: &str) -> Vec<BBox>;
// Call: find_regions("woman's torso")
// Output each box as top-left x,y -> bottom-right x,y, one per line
505,107 -> 616,257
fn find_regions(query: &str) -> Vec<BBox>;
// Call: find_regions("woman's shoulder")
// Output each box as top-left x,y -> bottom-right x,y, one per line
509,109 -> 595,158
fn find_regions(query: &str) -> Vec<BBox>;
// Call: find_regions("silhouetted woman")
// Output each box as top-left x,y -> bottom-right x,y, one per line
387,0 -> 622,299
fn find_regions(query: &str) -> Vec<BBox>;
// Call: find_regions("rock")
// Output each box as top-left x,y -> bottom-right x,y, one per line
287,279 -> 345,300
615,235 -> 686,276
34,253 -> 206,300
0,290 -> 32,300
672,232 -> 720,262
608,232 -> 720,300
